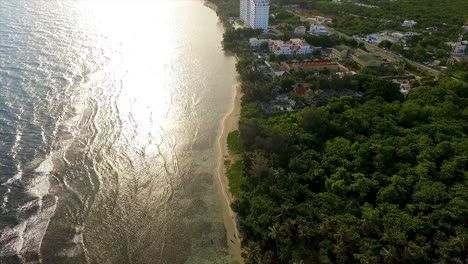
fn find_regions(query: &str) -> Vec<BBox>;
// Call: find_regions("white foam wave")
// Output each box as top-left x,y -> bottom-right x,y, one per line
0,155 -> 57,259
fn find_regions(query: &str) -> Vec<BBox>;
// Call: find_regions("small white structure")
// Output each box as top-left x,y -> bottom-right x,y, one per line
249,37 -> 269,48
400,81 -> 411,95
402,20 -> 417,28
391,32 -> 404,40
366,34 -> 382,44
453,44 -> 467,55
332,0 -> 342,4
404,32 -> 422,38
310,24 -> 328,36
294,26 -> 307,35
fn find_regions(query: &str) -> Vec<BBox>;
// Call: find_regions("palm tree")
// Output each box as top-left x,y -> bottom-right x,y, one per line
244,242 -> 261,264
381,246 -> 398,264
268,224 -> 280,240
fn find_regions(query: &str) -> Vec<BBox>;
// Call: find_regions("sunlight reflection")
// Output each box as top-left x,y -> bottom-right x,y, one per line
77,1 -> 179,156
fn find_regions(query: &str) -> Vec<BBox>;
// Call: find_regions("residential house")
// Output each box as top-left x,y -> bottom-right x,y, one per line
290,38 -> 312,55
310,24 -> 328,36
269,39 -> 313,55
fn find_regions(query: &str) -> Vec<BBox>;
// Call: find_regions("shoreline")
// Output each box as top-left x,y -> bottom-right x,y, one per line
215,77 -> 243,263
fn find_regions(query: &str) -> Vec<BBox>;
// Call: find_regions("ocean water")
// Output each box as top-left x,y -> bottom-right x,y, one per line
0,0 -> 238,263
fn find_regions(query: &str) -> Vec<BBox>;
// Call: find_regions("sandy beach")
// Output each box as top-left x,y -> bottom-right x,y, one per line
215,79 -> 244,264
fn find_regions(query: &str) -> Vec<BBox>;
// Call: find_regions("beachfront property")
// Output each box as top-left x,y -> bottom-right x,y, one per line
310,24 -> 328,36
294,26 -> 307,35
240,0 -> 270,33
402,20 -> 417,28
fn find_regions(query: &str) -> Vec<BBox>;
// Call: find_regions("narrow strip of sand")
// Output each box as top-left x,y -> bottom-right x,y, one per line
215,79 -> 243,264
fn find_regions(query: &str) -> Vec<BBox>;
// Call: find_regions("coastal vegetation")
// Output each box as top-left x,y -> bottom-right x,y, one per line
227,131 -> 247,199
233,78 -> 468,263
210,0 -> 468,263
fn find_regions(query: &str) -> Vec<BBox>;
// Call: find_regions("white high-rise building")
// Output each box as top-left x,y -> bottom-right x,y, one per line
240,0 -> 270,33
240,0 -> 248,23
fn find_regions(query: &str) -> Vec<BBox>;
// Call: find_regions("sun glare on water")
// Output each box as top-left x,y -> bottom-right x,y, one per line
76,1 -> 182,154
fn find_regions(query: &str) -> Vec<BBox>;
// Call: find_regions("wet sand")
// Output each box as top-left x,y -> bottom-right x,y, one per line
215,79 -> 243,264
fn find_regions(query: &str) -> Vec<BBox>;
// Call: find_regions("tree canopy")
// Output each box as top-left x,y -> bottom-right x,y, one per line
233,79 -> 468,263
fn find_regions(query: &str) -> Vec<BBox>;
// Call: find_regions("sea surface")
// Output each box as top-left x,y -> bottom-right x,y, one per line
0,0 -> 238,263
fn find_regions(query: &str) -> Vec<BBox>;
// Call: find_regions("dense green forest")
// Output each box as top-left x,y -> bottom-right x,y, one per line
234,75 -> 468,263
210,0 -> 468,262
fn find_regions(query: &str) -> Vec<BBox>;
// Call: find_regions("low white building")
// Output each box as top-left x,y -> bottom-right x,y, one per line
291,38 -> 312,55
249,37 -> 269,48
402,20 -> 417,28
269,39 -> 313,55
294,26 -> 306,35
271,40 -> 293,55
310,24 -> 328,36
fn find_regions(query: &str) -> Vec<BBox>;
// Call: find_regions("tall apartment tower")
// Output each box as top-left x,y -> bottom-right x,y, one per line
240,0 -> 248,22
240,0 -> 270,33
